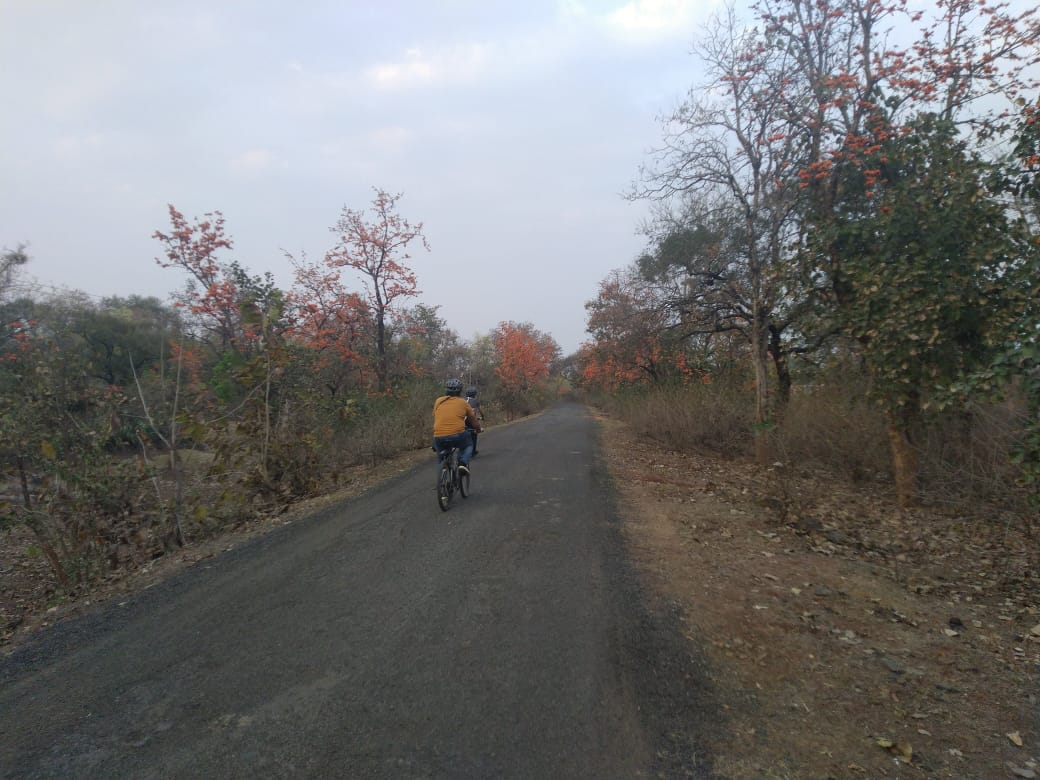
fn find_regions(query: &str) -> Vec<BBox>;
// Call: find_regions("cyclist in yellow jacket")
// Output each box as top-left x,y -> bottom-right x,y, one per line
433,378 -> 482,474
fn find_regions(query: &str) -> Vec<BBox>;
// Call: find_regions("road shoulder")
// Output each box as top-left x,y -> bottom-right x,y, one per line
594,412 -> 1039,779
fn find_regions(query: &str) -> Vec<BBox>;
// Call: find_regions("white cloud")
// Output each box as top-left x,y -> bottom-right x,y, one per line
363,44 -> 492,91
290,4 -> 678,105
366,48 -> 436,88
609,0 -> 698,32
561,0 -> 712,42
230,148 -> 286,173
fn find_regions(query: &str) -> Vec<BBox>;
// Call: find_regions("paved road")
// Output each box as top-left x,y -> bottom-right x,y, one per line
0,401 -> 718,779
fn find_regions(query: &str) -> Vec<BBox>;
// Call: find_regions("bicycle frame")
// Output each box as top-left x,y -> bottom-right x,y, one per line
436,445 -> 469,511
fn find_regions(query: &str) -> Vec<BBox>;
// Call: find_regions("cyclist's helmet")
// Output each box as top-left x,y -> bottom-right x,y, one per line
445,378 -> 464,396
465,386 -> 478,398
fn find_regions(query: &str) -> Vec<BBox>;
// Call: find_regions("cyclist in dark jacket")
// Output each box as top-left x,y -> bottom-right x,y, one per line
464,386 -> 483,456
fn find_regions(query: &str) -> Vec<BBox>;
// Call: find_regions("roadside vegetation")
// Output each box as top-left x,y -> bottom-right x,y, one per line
579,0 -> 1040,529
577,5 -> 1039,770
0,190 -> 563,625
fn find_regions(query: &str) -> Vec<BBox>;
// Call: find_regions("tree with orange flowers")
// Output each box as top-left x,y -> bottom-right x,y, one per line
757,0 -> 1040,505
285,251 -> 374,397
638,0 -> 1040,502
493,321 -> 560,418
582,268 -> 668,390
326,189 -> 429,391
153,205 -> 244,357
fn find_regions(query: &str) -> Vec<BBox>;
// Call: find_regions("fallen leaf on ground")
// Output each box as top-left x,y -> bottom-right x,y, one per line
1007,762 -> 1037,779
876,738 -> 913,762
1008,731 -> 1024,747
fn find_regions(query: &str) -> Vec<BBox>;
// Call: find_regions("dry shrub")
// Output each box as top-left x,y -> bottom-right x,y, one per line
597,377 -> 1033,519
343,384 -> 439,465
916,400 -> 1031,509
776,384 -> 1032,512
775,384 -> 891,483
597,382 -> 754,456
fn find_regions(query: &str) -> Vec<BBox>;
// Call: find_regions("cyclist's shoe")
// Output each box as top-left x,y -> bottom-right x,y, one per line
459,465 -> 470,476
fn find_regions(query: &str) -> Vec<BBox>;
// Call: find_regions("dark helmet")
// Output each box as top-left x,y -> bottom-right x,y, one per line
445,378 -> 464,395
465,386 -> 478,398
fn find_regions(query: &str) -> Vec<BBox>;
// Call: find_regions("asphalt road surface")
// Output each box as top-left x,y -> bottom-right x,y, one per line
1,401 -> 718,779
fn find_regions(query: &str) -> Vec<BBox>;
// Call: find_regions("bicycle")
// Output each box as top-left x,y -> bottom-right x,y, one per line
436,444 -> 469,511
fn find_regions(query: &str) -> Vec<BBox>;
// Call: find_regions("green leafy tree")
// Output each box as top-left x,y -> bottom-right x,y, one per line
0,301 -> 142,586
386,304 -> 462,384
460,333 -> 497,394
815,115 -> 1032,504
70,296 -> 176,388
736,0 -> 1040,504
943,96 -> 1040,507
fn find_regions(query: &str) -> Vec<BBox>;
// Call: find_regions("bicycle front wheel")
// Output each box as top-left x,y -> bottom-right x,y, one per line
437,464 -> 452,511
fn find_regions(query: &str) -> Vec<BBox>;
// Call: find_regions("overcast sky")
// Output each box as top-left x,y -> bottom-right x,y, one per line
0,0 -> 729,355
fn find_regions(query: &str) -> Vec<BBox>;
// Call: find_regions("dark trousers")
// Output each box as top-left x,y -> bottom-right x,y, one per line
433,431 -> 474,468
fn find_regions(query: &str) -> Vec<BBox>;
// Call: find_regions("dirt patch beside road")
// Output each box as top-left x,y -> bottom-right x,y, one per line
598,415 -> 1039,779
0,448 -> 433,650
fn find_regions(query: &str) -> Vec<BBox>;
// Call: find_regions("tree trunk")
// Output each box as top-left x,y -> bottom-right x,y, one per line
752,317 -> 771,465
769,324 -> 791,421
16,456 -> 71,589
375,305 -> 388,392
885,409 -> 919,508
168,447 -> 186,548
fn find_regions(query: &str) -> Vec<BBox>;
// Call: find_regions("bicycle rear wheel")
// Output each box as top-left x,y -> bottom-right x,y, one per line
458,463 -> 469,498
437,463 -> 452,511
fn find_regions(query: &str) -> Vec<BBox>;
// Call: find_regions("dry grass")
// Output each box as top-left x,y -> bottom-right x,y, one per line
775,385 -> 891,484
598,383 -> 755,455
594,379 -> 1034,519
